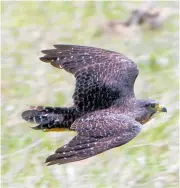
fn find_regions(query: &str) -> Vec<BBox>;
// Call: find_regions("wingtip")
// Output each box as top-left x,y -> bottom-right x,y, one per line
46,162 -> 53,166
45,154 -> 64,166
53,44 -> 77,49
45,159 -> 65,166
41,50 -> 47,54
53,44 -> 59,49
53,44 -> 69,48
45,156 -> 54,166
45,154 -> 56,163
46,161 -> 59,166
39,56 -> 50,63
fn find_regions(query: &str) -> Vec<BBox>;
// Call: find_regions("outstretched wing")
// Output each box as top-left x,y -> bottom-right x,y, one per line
46,110 -> 141,165
40,45 -> 139,111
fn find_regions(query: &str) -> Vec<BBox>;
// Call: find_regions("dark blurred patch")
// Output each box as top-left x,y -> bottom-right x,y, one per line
98,4 -> 176,36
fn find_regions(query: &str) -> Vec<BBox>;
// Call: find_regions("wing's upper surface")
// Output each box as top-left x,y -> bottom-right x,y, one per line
40,45 -> 139,111
45,110 -> 141,165
40,44 -> 122,73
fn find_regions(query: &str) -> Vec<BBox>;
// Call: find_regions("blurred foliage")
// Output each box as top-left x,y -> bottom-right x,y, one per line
1,1 -> 179,188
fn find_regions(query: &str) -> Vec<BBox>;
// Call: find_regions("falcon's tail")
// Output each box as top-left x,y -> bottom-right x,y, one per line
21,106 -> 79,131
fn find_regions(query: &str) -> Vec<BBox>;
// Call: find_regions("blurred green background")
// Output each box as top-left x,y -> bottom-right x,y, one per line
1,1 -> 179,188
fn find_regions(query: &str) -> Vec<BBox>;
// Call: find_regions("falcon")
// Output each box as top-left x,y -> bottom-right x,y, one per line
22,44 -> 167,165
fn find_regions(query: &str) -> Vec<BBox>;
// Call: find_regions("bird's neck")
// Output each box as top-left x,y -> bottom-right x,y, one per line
113,96 -> 136,108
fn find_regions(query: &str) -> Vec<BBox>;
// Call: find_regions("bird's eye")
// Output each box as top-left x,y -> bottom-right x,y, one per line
150,103 -> 156,108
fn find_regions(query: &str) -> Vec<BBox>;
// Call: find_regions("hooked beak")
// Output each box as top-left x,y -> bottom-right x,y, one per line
156,104 -> 167,112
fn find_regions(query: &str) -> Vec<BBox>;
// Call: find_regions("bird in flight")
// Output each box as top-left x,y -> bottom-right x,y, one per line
22,44 -> 167,166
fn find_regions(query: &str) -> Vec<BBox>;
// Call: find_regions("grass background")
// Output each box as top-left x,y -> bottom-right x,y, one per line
1,1 -> 179,188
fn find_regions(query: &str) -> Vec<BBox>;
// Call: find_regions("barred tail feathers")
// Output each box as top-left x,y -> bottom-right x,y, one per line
21,106 -> 79,131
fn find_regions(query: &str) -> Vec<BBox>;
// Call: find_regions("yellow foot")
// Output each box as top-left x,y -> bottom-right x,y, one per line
44,128 -> 70,132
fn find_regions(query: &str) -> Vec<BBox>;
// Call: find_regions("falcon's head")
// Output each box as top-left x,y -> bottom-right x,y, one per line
144,101 -> 167,113
135,99 -> 167,124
